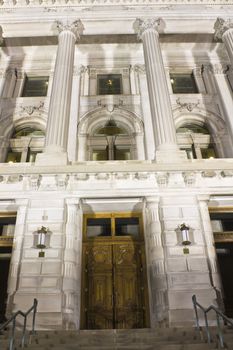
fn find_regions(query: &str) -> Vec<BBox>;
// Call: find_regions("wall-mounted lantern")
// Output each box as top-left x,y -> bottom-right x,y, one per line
34,226 -> 50,257
179,223 -> 191,246
179,223 -> 191,254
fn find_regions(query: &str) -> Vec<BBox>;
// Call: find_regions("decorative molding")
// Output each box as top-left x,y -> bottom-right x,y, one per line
156,172 -> 169,187
209,63 -> 229,75
133,18 -> 161,39
182,172 -> 196,186
56,19 -> 84,40
176,98 -> 200,112
134,64 -> 146,75
0,0 -> 229,7
201,170 -> 216,178
214,17 -> 233,41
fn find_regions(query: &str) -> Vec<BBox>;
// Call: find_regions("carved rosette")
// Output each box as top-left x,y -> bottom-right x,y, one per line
133,18 -> 161,40
56,19 -> 84,41
214,17 -> 233,41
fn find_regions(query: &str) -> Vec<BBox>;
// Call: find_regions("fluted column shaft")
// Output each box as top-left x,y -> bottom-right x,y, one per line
45,20 -> 84,155
134,19 -> 178,152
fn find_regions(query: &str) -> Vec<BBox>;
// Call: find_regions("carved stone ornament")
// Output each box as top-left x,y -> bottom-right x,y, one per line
208,63 -> 229,75
133,18 -> 161,40
214,17 -> 233,41
20,101 -> 44,116
176,98 -> 200,112
56,19 -> 84,40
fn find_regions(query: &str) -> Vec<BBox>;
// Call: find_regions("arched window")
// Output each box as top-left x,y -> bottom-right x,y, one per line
177,123 -> 217,159
88,119 -> 133,161
6,127 -> 45,163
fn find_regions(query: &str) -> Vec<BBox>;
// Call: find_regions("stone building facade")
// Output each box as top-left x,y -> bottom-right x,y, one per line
0,0 -> 233,330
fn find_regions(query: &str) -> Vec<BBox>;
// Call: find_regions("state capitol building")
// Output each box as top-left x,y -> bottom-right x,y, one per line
0,0 -> 233,330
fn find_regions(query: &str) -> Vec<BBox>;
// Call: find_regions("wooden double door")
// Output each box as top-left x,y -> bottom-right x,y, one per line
82,241 -> 148,329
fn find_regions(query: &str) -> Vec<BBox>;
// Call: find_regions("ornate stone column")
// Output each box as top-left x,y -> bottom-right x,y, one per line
36,20 -> 84,165
198,195 -> 222,304
134,18 -> 186,163
145,197 -> 167,326
214,18 -> 233,65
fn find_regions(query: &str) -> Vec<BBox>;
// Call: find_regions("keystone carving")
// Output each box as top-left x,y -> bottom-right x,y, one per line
176,98 -> 200,112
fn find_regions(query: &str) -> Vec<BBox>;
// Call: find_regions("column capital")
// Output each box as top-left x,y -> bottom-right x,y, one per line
133,18 -> 161,39
203,63 -> 229,75
56,19 -> 84,41
214,17 -> 233,41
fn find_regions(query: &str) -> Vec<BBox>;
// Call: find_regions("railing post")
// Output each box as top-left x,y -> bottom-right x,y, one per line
192,295 -> 200,331
21,315 -> 27,348
204,311 -> 211,344
31,298 -> 37,335
216,313 -> 224,349
9,315 -> 16,350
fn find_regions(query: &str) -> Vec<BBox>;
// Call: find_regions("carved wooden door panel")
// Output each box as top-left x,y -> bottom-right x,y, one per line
113,243 -> 145,329
84,244 -> 114,329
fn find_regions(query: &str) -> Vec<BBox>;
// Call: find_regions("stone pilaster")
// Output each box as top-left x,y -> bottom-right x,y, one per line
192,67 -> 206,94
203,64 -> 233,155
36,20 -> 84,165
145,197 -> 167,325
63,199 -> 82,329
135,65 -> 155,160
134,18 -> 186,163
68,65 -> 85,162
198,195 -> 222,305
7,199 -> 28,313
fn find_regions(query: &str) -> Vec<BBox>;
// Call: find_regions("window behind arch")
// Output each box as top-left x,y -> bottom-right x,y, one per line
6,127 -> 44,163
90,120 -> 131,161
177,123 -> 217,159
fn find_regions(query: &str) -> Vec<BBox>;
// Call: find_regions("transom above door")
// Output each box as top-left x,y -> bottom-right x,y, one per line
83,213 -> 143,241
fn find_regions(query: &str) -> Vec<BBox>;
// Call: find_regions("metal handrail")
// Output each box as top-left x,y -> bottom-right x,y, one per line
192,294 -> 233,348
0,298 -> 38,350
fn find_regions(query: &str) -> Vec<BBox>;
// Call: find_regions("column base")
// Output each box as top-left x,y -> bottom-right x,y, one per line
36,151 -> 68,166
155,149 -> 187,163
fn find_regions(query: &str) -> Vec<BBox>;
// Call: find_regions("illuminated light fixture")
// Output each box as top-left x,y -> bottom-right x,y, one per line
170,78 -> 174,84
179,223 -> 191,246
36,226 -> 49,257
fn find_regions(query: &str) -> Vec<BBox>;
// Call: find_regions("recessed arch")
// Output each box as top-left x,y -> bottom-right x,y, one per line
78,106 -> 144,136
77,106 -> 145,161
173,107 -> 231,158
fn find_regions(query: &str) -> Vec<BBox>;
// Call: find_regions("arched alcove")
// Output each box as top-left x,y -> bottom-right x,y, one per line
2,114 -> 46,163
174,108 -> 231,159
77,107 -> 145,161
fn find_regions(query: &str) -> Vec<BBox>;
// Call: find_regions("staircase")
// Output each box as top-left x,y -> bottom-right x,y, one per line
1,327 -> 233,350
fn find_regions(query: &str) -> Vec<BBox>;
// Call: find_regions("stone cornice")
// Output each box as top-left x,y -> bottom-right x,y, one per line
214,17 -> 233,41
0,0 -> 232,8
